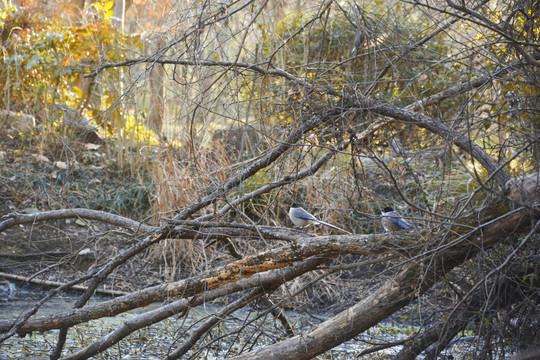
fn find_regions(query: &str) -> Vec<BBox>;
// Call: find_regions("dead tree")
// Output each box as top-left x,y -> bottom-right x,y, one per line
1,0 -> 539,359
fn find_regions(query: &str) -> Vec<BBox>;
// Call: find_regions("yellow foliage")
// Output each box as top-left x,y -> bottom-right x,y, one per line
0,0 -> 15,25
120,115 -> 161,145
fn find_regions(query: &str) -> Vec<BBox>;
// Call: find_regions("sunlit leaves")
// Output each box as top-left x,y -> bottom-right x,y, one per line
0,0 -> 143,134
93,0 -> 115,23
0,0 -> 15,26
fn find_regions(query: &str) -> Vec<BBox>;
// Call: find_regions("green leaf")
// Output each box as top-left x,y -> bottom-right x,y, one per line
26,54 -> 41,71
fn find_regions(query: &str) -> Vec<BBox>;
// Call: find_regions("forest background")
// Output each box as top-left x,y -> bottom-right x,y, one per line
0,0 -> 539,359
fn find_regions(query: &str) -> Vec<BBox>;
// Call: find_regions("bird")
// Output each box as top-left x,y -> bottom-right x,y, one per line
390,138 -> 408,158
351,28 -> 366,54
381,206 -> 416,232
289,203 -> 351,234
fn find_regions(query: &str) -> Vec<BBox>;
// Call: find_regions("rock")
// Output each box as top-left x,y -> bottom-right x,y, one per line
0,109 -> 36,135
56,106 -> 103,144
505,171 -> 540,206
75,248 -> 96,270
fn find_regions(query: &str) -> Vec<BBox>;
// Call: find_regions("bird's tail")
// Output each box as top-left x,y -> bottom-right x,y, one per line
314,219 -> 351,234
404,221 -> 417,229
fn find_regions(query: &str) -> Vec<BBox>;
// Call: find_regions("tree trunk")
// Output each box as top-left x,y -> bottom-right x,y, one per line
230,204 -> 534,360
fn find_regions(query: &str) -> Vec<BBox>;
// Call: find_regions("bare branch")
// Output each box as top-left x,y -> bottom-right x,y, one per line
364,0 -> 490,96
174,114 -> 329,220
0,272 -> 127,297
228,203 -> 534,360
197,139 -> 352,221
0,208 -> 156,234
346,94 -> 512,186
0,233 -> 399,336
62,257 -> 327,360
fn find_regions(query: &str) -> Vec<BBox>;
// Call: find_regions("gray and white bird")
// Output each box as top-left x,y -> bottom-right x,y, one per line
289,203 -> 350,234
381,207 -> 416,232
351,29 -> 366,54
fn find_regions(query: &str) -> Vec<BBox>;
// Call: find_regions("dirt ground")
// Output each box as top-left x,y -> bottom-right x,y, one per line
0,132 -> 160,293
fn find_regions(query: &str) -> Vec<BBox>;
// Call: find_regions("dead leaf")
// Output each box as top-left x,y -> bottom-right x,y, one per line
23,207 -> 40,214
85,143 -> 101,150
35,154 -> 51,163
54,161 -> 68,169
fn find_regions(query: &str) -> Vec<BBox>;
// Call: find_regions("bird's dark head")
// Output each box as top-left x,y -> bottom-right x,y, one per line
382,206 -> 394,213
292,203 -> 303,208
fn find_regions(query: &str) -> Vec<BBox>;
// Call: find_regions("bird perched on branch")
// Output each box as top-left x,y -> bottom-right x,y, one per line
381,207 -> 416,232
289,203 -> 351,234
351,28 -> 366,54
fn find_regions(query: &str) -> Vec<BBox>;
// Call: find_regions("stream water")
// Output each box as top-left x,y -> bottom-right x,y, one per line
0,282 -> 500,359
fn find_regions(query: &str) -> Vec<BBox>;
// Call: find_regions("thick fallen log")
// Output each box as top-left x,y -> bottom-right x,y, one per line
2,169 -> 537,358
228,200 -> 537,360
0,232 -> 395,335
62,257 -> 327,360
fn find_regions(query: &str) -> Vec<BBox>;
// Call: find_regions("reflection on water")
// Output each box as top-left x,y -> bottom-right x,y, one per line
0,282 -> 487,359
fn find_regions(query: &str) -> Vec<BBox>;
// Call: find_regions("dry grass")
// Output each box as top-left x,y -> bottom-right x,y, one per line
149,137 -> 233,278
